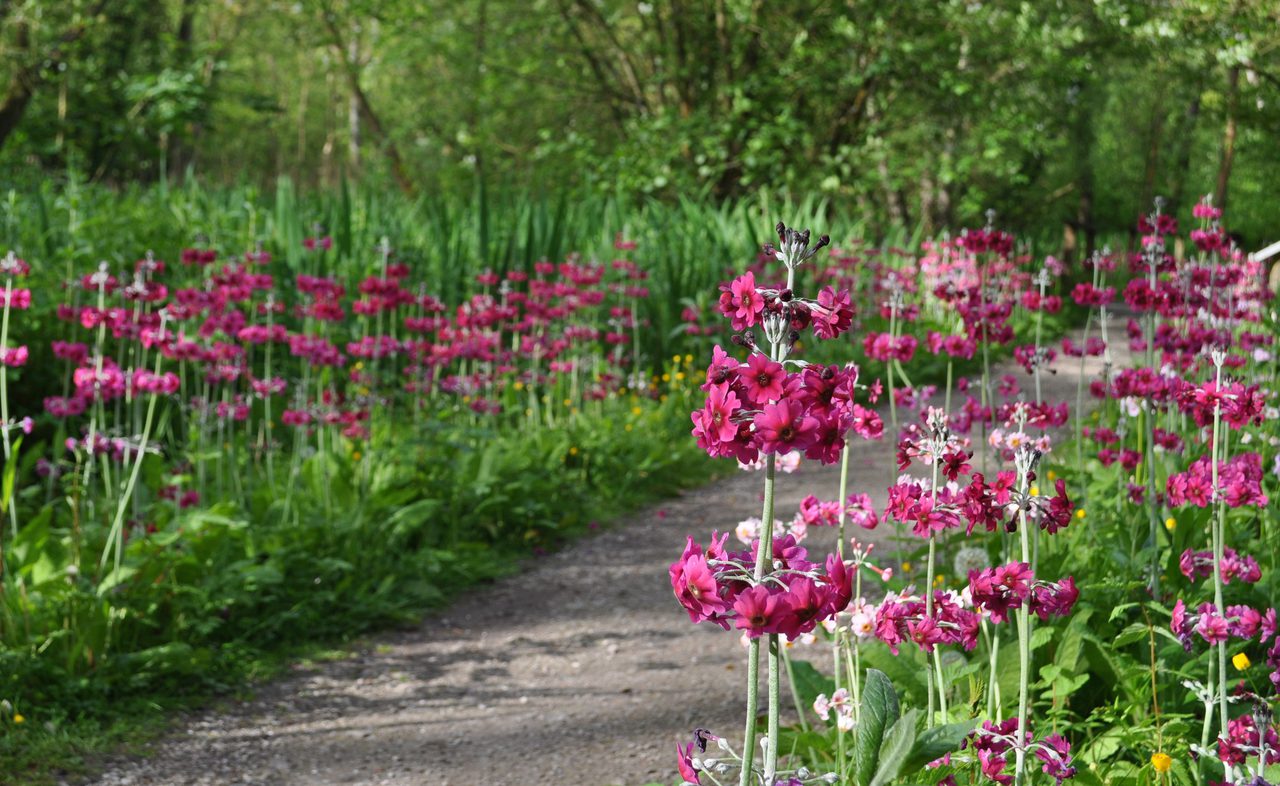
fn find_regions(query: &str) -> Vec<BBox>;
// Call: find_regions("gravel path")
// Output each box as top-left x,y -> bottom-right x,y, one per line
85,336 -> 1120,786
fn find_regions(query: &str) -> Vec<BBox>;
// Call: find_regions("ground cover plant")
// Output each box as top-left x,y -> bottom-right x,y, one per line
672,203 -> 1279,786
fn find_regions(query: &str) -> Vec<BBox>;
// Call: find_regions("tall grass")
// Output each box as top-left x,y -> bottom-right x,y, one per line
0,175 -> 928,368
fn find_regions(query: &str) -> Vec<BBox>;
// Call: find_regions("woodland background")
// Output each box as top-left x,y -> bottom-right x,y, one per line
1,0 -> 1277,249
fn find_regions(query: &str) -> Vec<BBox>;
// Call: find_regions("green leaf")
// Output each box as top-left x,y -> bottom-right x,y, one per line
789,658 -> 836,711
904,720 -> 978,772
855,669 -> 900,786
1030,625 -> 1055,651
870,708 -> 920,786
1,434 -> 21,513
1112,622 -> 1150,648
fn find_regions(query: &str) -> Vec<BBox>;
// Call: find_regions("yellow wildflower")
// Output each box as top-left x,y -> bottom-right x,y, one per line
1075,509 -> 1086,519
1150,752 -> 1171,773
1165,517 -> 1176,531
1234,652 -> 1251,671
11,714 -> 22,725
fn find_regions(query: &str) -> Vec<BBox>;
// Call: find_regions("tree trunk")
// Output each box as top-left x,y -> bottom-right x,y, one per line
321,11 -> 415,196
1214,66 -> 1240,214
1167,93 -> 1202,217
347,34 -> 361,175
0,71 -> 37,152
0,22 -> 36,152
1068,82 -> 1097,258
1139,82 -> 1166,212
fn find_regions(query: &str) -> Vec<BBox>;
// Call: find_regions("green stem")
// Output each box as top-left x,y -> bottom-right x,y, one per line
1210,363 -> 1228,736
100,345 -> 165,573
782,646 -> 809,734
925,454 -> 942,726
767,634 -> 781,780
740,459 -> 777,786
1013,466 -> 1033,786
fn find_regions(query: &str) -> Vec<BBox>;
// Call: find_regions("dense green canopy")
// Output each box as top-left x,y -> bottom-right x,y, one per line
1,0 -> 1277,244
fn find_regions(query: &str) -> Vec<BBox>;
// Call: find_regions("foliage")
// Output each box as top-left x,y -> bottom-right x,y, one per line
1,2 -> 1278,244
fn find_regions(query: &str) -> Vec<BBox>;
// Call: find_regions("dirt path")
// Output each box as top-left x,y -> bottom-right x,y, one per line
86,336 -> 1119,786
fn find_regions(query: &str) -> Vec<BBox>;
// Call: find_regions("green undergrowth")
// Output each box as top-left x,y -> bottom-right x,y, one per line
0,387 -> 720,785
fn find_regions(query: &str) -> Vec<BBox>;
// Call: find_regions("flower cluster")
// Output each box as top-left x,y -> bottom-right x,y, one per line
967,563 -> 1078,624
1166,453 -> 1269,509
1178,548 -> 1262,584
670,533 -> 852,640
960,719 -> 1076,786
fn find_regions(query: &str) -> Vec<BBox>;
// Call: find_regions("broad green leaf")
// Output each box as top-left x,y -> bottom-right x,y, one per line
870,708 -> 921,786
855,669 -> 900,786
904,720 -> 978,772
1111,622 -> 1150,648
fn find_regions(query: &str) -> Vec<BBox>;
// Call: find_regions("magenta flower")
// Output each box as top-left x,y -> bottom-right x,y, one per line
739,353 -> 785,405
810,286 -> 854,339
675,741 -> 701,784
733,584 -> 783,637
692,383 -> 741,445
701,344 -> 740,390
0,345 -> 27,367
969,562 -> 1034,623
753,399 -> 819,455
907,616 -> 946,652
717,272 -> 765,331
1195,603 -> 1229,644
845,493 -> 879,529
1034,735 -> 1076,785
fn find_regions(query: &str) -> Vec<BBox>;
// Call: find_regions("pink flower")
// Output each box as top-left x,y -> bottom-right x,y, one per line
0,345 -> 27,367
1029,577 -> 1078,621
1195,603 -> 1229,644
673,552 -> 726,625
693,383 -> 741,444
739,353 -> 785,405
907,616 -> 945,652
675,741 -> 701,784
811,287 -> 854,339
845,493 -> 879,529
0,288 -> 30,309
969,563 -> 1034,623
753,399 -> 820,455
717,272 -> 765,330
733,585 -> 783,637
1035,735 -> 1076,785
